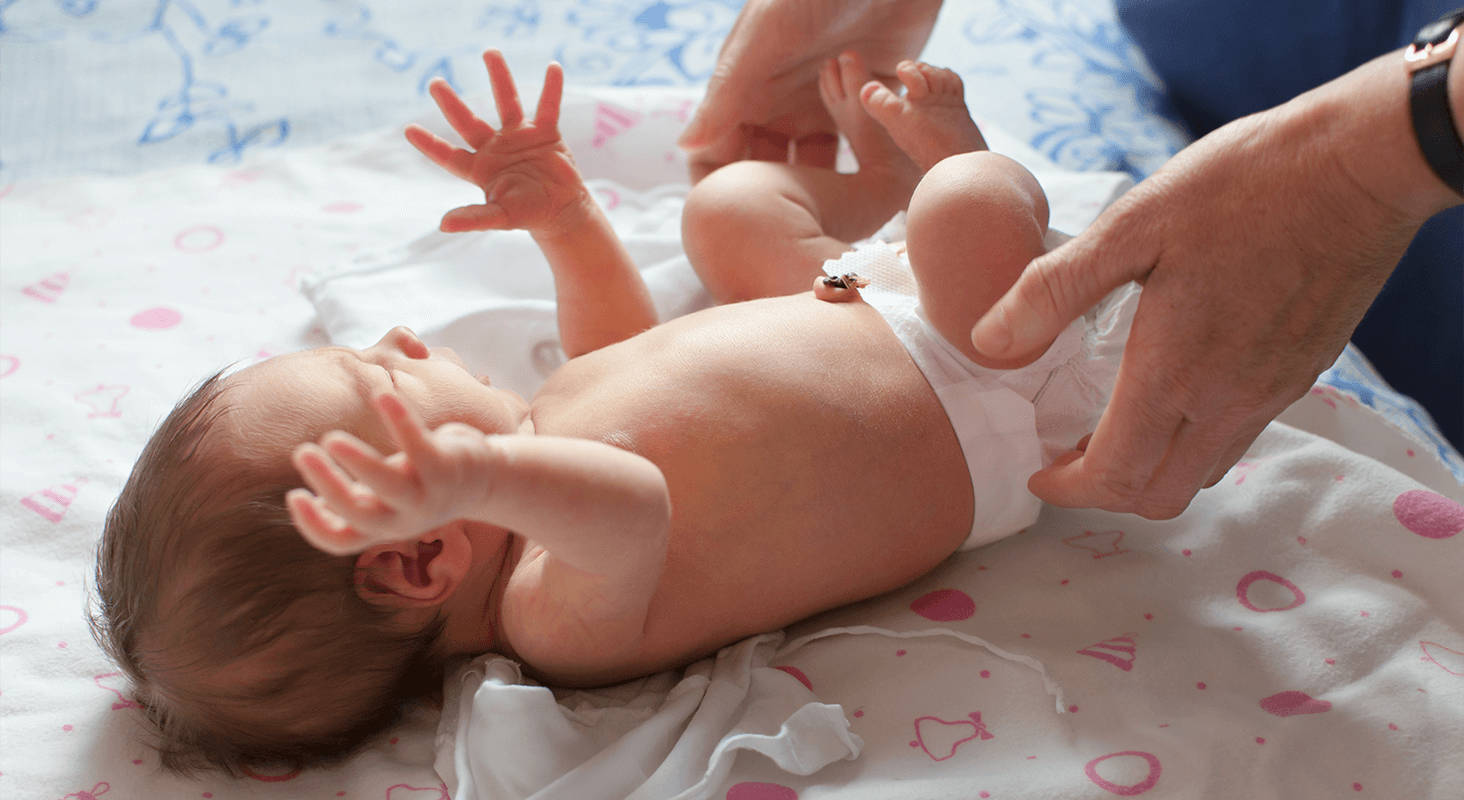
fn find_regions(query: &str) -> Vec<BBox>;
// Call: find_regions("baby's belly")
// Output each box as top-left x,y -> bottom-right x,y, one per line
533,294 -> 973,678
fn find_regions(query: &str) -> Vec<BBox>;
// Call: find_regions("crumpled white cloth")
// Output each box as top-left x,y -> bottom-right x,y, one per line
434,633 -> 863,800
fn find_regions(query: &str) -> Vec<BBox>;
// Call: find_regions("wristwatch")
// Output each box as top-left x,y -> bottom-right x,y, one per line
1407,6 -> 1464,194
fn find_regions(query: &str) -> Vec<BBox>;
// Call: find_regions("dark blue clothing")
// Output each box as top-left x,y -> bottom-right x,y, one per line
1117,0 -> 1463,450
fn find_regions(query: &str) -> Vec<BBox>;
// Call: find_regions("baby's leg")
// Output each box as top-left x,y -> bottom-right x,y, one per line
682,53 -> 926,303
861,68 -> 1050,368
851,60 -> 1049,367
904,152 -> 1051,369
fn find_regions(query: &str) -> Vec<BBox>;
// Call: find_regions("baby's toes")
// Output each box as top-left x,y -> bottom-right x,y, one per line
925,64 -> 966,99
836,52 -> 875,100
818,57 -> 843,106
897,60 -> 930,101
860,80 -> 906,126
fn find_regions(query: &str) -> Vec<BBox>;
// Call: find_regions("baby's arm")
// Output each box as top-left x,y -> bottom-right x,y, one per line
405,50 -> 656,357
288,393 -> 670,652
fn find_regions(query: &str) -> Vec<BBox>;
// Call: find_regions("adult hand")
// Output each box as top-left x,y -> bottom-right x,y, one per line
679,0 -> 943,182
972,51 -> 1459,519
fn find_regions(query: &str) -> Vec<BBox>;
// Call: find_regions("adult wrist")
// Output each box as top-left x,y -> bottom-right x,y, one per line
1308,44 -> 1464,225
1406,7 -> 1464,195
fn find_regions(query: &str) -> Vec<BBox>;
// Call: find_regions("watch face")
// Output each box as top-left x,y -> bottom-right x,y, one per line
1418,18 -> 1459,46
1418,6 -> 1464,45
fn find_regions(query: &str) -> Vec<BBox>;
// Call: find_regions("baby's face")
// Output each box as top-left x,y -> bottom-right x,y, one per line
220,326 -> 530,464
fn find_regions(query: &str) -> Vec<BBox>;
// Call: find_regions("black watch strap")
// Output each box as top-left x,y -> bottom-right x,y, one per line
1407,7 -> 1464,195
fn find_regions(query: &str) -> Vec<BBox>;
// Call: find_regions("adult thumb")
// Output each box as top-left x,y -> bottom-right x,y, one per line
677,86 -> 736,152
971,204 -> 1154,362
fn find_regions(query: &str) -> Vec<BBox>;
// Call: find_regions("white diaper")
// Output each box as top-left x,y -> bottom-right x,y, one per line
822,238 -> 1138,550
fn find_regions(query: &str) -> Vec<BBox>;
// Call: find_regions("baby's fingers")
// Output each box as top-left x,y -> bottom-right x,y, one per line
439,203 -> 509,232
534,61 -> 564,131
404,124 -> 476,182
483,49 -> 525,130
427,77 -> 495,149
321,432 -> 420,508
286,489 -> 368,556
374,392 -> 439,466
292,442 -> 371,510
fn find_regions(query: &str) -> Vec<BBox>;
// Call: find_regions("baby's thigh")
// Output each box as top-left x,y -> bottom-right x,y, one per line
681,161 -> 841,302
904,152 -> 1050,367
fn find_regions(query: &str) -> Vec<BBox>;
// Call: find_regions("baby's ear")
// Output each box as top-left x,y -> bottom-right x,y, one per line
354,526 -> 472,608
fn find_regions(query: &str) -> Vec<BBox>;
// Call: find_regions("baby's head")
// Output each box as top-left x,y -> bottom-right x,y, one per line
91,328 -> 530,774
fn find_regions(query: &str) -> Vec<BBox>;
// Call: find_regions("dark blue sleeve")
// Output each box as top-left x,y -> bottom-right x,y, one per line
1116,0 -> 1463,451
1115,0 -> 1455,137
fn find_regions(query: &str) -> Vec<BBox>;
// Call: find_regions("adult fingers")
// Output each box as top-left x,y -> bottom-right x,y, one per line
677,4 -> 786,182
793,132 -> 838,169
680,80 -> 754,181
427,78 -> 494,149
686,130 -> 751,183
1029,353 -> 1287,518
972,197 -> 1158,364
1203,412 -> 1282,489
1121,402 -> 1278,516
676,5 -> 771,154
483,49 -> 525,130
747,126 -> 790,161
1027,362 -> 1194,516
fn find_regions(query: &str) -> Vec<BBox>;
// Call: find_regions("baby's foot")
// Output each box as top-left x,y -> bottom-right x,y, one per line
818,51 -> 921,200
862,60 -> 987,173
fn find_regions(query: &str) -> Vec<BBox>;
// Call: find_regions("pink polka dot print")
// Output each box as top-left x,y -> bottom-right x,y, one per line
1236,570 -> 1306,612
1260,690 -> 1332,716
775,665 -> 813,691
130,307 -> 182,330
910,588 -> 975,621
1084,751 -> 1163,795
726,782 -> 797,800
1393,490 -> 1463,539
173,225 -> 224,253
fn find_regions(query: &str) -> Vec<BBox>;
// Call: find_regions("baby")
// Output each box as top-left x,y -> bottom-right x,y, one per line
93,49 -> 1122,774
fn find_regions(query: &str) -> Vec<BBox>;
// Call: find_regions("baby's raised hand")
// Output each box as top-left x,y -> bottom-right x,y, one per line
406,49 -> 587,235
286,393 -> 500,556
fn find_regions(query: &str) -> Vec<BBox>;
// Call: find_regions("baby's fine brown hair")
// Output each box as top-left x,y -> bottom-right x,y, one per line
90,372 -> 447,775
